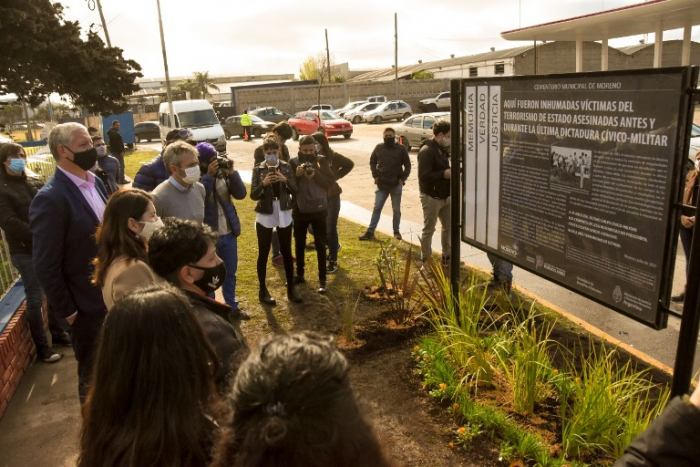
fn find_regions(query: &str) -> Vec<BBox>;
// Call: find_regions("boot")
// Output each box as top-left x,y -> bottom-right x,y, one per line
259,286 -> 277,306
671,286 -> 686,303
287,285 -> 303,303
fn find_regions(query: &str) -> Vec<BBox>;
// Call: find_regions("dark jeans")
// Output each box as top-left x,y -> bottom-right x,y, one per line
680,226 -> 693,279
111,151 -> 125,182
72,308 -> 107,404
326,195 -> 341,262
217,232 -> 238,308
256,223 -> 294,287
294,213 -> 327,282
487,252 -> 513,283
11,253 -> 49,350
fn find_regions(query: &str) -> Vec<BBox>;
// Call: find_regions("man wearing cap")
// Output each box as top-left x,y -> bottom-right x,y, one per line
196,142 -> 250,320
151,140 -> 206,224
106,120 -> 127,184
132,128 -> 194,191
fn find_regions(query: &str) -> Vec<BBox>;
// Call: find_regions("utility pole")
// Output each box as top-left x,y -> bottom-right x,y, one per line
325,29 -> 331,84
156,0 -> 174,120
394,13 -> 399,100
93,0 -> 112,47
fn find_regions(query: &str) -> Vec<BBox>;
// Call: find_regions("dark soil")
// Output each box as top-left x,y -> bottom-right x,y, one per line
342,307 -> 503,467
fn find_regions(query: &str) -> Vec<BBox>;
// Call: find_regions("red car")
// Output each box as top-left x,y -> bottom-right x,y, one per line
288,111 -> 353,140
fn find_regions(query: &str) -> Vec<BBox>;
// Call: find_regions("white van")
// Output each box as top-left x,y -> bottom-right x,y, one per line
159,100 -> 227,152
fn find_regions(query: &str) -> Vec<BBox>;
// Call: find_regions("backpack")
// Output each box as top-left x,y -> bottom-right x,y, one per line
296,163 -> 328,214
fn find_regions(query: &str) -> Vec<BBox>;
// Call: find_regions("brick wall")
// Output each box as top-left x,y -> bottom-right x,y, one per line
0,303 -> 34,419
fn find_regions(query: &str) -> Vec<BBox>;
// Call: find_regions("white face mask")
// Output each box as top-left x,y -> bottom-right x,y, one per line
138,218 -> 164,241
95,145 -> 108,157
181,166 -> 201,184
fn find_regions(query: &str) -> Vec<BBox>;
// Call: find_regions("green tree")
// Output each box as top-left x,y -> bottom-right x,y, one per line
411,71 -> 435,80
177,79 -> 201,99
33,102 -> 71,122
0,0 -> 142,113
298,53 -> 335,84
193,71 -> 219,99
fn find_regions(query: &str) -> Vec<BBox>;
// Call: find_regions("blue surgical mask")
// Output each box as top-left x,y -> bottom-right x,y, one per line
8,158 -> 26,173
264,153 -> 279,165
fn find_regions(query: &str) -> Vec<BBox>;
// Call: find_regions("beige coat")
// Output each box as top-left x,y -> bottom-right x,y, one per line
102,256 -> 161,310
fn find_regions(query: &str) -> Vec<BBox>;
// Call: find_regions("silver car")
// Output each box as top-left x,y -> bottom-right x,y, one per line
344,102 -> 382,124
362,100 -> 412,124
392,112 -> 450,151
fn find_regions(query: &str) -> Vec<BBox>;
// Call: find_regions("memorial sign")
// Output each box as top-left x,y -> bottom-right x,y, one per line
461,68 -> 696,328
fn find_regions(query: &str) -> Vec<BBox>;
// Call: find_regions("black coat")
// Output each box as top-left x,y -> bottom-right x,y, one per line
185,291 -> 249,393
417,139 -> 450,199
0,171 -> 44,255
250,160 -> 297,214
369,142 -> 411,191
614,396 -> 700,467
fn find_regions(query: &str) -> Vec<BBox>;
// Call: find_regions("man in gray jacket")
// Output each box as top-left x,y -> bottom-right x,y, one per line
359,127 -> 411,241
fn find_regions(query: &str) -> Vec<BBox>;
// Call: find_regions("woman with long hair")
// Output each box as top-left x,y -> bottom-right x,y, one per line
250,137 -> 301,305
78,286 -> 222,467
212,331 -> 394,467
93,189 -> 162,309
311,132 -> 354,274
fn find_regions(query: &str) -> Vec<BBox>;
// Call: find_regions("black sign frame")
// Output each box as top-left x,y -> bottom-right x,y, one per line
453,67 -> 698,330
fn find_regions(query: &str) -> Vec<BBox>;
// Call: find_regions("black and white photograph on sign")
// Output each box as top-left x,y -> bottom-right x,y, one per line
461,69 -> 692,328
549,145 -> 592,192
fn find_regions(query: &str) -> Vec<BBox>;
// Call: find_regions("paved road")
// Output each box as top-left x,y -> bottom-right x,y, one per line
135,121 -> 697,375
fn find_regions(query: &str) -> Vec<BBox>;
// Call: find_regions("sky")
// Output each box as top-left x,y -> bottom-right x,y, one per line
55,0 -> 700,80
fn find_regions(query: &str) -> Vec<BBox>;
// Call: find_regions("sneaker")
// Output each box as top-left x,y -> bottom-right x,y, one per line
317,281 -> 328,294
327,261 -> 339,274
271,255 -> 285,268
51,331 -> 72,347
359,231 -> 375,241
394,232 -> 402,240
38,346 -> 61,363
305,242 -> 316,251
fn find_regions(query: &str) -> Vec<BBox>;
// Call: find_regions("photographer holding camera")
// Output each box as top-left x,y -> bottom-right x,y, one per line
196,142 -> 250,321
289,135 -> 335,294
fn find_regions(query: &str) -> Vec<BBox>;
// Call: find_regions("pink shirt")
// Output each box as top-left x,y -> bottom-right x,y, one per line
57,166 -> 106,220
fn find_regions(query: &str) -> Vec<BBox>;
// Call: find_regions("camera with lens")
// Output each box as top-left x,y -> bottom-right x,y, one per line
216,154 -> 233,170
301,161 -> 315,176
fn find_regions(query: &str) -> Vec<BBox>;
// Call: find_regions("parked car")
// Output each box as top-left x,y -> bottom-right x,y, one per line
419,91 -> 451,112
336,101 -> 367,118
367,95 -> 387,103
308,104 -> 334,112
344,102 -> 382,124
392,112 -> 450,151
288,111 -> 353,140
250,107 -> 292,124
363,100 -> 413,124
221,114 -> 275,139
134,121 -> 160,143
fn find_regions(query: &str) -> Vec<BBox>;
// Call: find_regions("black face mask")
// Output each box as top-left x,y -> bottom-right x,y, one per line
189,262 -> 227,295
65,147 -> 98,171
384,137 -> 396,147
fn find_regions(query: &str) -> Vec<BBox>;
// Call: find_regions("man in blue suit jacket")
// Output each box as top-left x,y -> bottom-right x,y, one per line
29,122 -> 108,402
